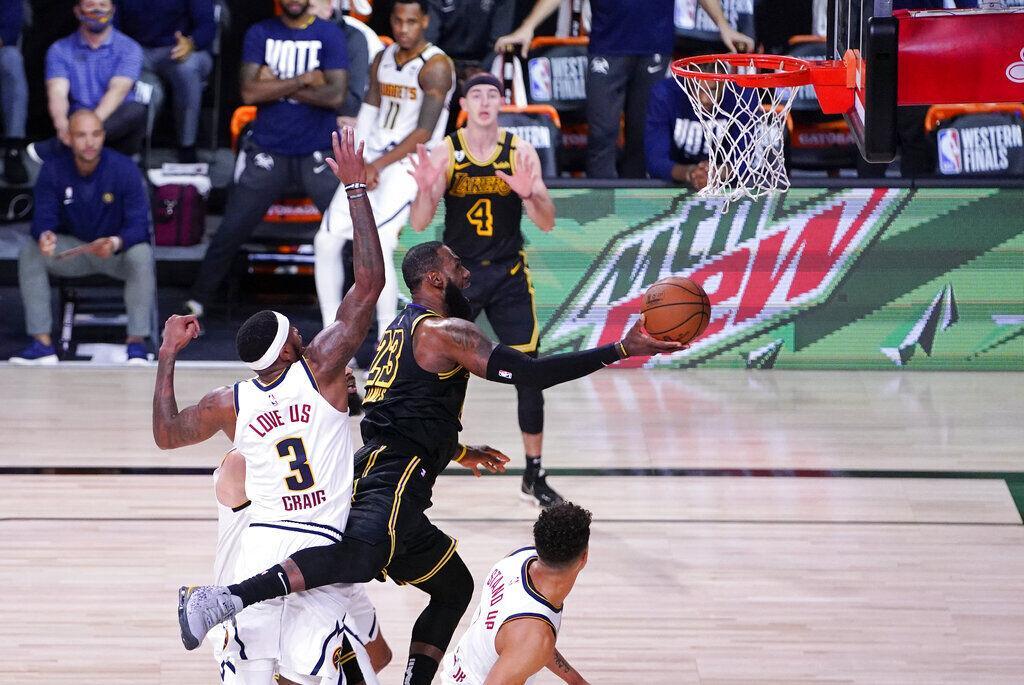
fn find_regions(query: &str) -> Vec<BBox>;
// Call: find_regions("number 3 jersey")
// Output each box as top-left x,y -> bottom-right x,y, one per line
366,42 -> 454,157
442,129 -> 525,264
232,358 -> 355,528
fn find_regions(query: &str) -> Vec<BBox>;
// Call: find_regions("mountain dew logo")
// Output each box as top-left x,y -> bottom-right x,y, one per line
543,188 -> 902,367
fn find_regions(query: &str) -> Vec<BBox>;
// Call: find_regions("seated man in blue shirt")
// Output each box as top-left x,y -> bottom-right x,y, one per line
11,110 -> 155,365
115,0 -> 215,163
32,0 -> 146,161
0,0 -> 29,184
182,0 -> 348,319
644,75 -> 713,189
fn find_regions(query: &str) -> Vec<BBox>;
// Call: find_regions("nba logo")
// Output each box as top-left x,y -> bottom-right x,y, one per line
528,58 -> 552,102
937,129 -> 962,175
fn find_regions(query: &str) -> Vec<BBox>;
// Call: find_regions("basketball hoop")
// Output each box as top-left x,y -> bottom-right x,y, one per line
671,53 -> 852,204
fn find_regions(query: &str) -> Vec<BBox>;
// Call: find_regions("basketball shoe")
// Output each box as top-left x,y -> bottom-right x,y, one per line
521,469 -> 564,508
177,585 -> 242,650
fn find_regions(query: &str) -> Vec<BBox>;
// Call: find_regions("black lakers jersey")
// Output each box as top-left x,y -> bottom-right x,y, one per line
361,304 -> 470,472
443,129 -> 524,263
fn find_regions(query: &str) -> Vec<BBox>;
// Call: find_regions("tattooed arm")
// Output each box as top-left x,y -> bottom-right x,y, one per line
304,128 -> 385,409
547,649 -> 589,685
153,315 -> 235,449
414,316 -> 682,388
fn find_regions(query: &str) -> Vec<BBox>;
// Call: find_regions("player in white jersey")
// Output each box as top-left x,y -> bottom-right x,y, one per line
153,128 -> 386,678
441,503 -> 592,685
210,448 -> 393,685
314,0 -> 456,334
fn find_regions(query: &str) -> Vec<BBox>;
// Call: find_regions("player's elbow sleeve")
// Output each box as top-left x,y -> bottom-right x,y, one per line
486,345 -> 541,387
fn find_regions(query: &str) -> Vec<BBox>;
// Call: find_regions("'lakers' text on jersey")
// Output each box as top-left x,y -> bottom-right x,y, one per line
361,304 -> 469,472
441,547 -> 563,685
232,358 -> 355,527
367,43 -> 454,156
443,130 -> 525,264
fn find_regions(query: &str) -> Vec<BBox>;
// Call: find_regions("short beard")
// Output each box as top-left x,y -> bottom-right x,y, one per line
443,281 -> 474,321
281,2 -> 308,19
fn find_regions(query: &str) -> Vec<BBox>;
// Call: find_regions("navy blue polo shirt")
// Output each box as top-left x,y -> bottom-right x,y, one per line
242,17 -> 348,155
32,149 -> 152,251
589,0 -> 675,56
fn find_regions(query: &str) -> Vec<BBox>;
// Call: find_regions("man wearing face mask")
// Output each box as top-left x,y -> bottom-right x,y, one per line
32,0 -> 146,161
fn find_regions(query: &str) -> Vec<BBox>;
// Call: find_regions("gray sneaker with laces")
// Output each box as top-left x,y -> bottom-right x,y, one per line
177,585 -> 242,650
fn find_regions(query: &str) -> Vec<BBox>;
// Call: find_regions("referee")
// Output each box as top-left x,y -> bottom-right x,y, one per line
408,73 -> 561,507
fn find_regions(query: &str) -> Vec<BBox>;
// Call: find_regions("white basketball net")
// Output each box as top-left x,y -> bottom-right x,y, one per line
674,59 -> 800,205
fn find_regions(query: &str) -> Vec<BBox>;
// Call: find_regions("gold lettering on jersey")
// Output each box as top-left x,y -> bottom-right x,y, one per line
248,404 -> 312,438
449,173 -> 513,198
365,328 -> 405,403
379,82 -> 418,100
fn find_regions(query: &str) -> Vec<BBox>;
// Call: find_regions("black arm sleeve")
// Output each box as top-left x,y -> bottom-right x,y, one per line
485,343 -> 623,390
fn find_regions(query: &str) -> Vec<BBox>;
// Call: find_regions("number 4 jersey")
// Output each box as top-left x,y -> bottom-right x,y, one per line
442,129 -> 525,264
232,358 -> 355,528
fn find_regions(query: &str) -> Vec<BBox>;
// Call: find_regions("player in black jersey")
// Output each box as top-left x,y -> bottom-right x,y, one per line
407,72 -> 564,507
178,240 -> 681,685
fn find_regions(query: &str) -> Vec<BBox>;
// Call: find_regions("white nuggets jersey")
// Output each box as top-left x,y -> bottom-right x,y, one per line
441,547 -> 563,685
367,42 -> 454,156
232,358 -> 353,528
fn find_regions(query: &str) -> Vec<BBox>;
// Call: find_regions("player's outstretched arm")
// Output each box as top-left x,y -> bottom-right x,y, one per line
547,648 -> 589,685
408,142 -> 451,231
305,128 -> 385,397
496,141 -> 554,232
485,618 -> 556,685
424,316 -> 683,390
153,315 -> 235,449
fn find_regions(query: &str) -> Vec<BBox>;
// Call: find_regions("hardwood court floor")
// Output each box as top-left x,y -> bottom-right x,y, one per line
1,366 -> 1023,683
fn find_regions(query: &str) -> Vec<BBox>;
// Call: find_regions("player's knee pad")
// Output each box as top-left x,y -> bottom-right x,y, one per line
516,382 -> 544,435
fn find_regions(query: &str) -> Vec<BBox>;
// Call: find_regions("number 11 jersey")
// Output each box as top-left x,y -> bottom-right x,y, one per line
366,42 -> 454,157
232,358 -> 355,528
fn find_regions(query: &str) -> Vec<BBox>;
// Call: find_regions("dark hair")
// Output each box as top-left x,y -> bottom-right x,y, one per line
402,241 -> 444,292
533,502 -> 592,568
393,0 -> 429,13
236,310 -> 281,364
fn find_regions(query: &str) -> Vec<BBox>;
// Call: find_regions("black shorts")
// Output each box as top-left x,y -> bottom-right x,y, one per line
463,251 -> 539,353
346,441 -> 458,585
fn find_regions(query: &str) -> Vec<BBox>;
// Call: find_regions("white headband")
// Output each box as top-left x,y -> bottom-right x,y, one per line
247,312 -> 291,371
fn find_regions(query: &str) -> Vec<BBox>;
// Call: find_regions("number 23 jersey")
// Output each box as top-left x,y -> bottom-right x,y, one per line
232,358 -> 355,528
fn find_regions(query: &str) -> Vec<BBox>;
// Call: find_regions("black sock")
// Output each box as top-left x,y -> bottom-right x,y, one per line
525,455 -> 542,480
404,654 -> 441,685
227,564 -> 290,607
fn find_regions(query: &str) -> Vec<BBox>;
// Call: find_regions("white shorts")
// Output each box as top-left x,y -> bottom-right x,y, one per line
320,156 -> 417,242
220,521 -> 379,683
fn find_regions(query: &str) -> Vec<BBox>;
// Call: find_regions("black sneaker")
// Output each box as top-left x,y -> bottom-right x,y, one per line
3,146 -> 28,185
521,471 -> 565,508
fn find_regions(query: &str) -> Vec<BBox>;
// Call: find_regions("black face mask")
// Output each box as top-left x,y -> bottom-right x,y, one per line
443,279 -> 473,321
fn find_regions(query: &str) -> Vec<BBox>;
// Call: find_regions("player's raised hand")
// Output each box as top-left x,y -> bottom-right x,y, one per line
458,445 -> 511,478
325,127 -> 367,187
160,314 -> 201,355
495,149 -> 538,201
620,316 -> 686,357
407,143 -> 445,195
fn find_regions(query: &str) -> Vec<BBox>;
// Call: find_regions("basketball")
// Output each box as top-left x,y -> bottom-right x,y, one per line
641,276 -> 711,344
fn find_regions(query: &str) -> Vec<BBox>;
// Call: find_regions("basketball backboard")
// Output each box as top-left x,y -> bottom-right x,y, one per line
828,1 -> 1024,163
